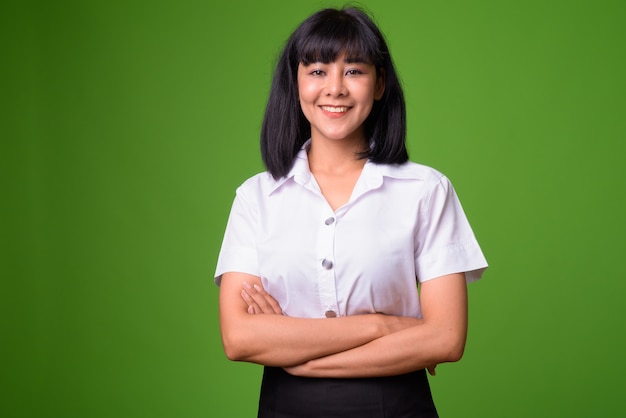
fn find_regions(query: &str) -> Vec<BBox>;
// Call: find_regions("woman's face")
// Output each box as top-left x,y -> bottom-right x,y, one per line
297,52 -> 384,145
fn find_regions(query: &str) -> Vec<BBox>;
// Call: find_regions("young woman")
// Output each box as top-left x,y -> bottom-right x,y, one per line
215,7 -> 488,417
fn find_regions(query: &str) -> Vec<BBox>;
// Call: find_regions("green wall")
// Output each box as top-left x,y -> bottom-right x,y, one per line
3,0 -> 625,416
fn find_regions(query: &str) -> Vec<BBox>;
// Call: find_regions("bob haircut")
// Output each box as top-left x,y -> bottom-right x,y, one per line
260,6 -> 408,179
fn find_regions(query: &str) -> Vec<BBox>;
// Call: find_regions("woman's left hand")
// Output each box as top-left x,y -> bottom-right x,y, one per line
241,281 -> 283,315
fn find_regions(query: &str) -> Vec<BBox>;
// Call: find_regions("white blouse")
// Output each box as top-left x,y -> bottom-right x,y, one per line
215,145 -> 488,319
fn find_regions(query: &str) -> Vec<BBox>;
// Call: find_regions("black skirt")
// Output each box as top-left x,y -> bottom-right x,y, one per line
258,366 -> 438,418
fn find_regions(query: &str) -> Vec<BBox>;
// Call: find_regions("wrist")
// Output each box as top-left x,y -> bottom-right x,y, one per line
376,313 -> 399,337
376,313 -> 423,336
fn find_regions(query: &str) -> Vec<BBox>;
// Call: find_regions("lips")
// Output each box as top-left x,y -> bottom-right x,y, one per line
321,105 -> 349,113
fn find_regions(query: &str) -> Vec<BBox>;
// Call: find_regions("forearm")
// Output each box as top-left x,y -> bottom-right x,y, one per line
219,272 -> 419,367
287,274 -> 469,378
222,312 -> 390,367
288,321 -> 465,378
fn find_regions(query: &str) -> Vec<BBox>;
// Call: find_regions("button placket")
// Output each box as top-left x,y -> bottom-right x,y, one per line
317,212 -> 339,317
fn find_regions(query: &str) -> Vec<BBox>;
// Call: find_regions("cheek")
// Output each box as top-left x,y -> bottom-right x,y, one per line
297,83 -> 315,103
351,80 -> 377,102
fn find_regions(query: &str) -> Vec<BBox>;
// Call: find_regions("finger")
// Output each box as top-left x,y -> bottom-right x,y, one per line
427,365 -> 437,376
244,282 -> 278,314
241,289 -> 259,314
249,283 -> 282,314
243,282 -> 271,312
253,284 -> 283,314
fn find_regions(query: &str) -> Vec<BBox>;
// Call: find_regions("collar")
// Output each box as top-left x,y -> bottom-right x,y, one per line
268,140 -> 425,196
268,141 -> 314,195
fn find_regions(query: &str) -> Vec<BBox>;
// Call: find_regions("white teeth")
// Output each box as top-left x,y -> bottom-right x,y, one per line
321,106 -> 348,113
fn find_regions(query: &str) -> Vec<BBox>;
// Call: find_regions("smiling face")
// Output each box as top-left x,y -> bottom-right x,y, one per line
297,53 -> 385,146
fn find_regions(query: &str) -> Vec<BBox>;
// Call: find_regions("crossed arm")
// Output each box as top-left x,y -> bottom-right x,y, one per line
218,271 -> 468,378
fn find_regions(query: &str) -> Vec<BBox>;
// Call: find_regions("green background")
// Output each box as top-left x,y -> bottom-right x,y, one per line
3,0 -> 625,416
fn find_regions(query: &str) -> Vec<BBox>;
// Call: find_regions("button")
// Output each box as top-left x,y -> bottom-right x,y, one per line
324,217 -> 335,225
325,310 -> 337,318
321,259 -> 333,269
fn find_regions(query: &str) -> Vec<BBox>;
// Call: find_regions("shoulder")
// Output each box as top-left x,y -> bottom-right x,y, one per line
371,161 -> 458,205
235,170 -> 295,202
377,160 -> 447,184
236,171 -> 275,196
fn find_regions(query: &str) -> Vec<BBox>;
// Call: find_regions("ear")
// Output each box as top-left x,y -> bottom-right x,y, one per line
374,68 -> 386,100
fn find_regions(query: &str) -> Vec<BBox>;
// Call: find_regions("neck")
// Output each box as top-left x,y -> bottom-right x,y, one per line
307,135 -> 368,175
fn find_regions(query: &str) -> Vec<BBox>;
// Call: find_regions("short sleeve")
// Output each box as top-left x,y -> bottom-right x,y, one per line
414,176 -> 488,283
214,188 -> 259,286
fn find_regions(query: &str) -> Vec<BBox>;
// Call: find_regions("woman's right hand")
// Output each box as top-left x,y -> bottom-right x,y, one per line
240,281 -> 423,332
240,282 -> 422,336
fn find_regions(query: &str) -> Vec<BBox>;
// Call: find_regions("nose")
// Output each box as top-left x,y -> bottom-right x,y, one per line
325,71 -> 347,97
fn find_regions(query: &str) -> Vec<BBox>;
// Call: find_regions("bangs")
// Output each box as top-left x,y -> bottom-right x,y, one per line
295,15 -> 383,66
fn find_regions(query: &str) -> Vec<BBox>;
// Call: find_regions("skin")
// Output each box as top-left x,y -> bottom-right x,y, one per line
219,273 -> 424,367
218,53 -> 469,378
241,274 -> 467,377
298,53 -> 385,209
297,53 -> 384,150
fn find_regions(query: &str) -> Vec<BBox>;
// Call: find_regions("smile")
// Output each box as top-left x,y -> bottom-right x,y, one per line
321,106 -> 349,113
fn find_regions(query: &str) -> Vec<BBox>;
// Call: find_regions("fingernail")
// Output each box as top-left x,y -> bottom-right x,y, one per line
243,282 -> 252,289
253,284 -> 262,291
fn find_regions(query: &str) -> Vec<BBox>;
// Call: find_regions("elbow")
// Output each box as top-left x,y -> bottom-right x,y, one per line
444,344 -> 465,363
223,344 -> 244,362
438,333 -> 466,363
221,331 -> 251,362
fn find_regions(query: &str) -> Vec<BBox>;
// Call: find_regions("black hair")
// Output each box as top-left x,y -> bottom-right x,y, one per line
260,6 -> 408,179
